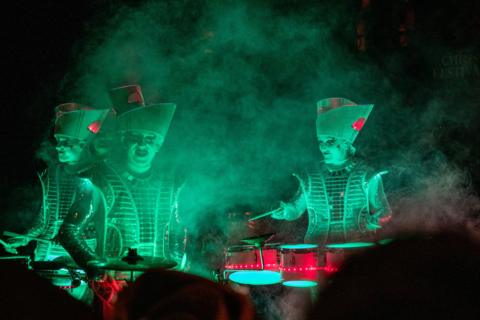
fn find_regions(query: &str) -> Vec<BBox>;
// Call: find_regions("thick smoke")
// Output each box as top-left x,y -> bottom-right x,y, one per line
60,1 -> 362,216
2,0 -> 478,318
54,0 -> 480,266
70,3 -> 477,222
51,2 -> 480,316
391,161 -> 480,232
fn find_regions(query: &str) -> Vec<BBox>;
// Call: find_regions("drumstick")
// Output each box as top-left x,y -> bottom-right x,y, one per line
2,231 -> 52,243
248,208 -> 283,221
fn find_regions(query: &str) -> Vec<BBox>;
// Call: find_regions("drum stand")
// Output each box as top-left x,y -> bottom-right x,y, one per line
222,233 -> 276,284
240,232 -> 275,271
121,248 -> 144,282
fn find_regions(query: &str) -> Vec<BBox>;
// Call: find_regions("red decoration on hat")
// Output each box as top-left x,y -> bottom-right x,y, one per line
352,117 -> 366,131
88,121 -> 102,134
127,87 -> 143,105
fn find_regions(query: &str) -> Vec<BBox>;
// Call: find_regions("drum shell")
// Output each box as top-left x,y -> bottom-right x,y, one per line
325,242 -> 376,273
34,268 -> 85,287
224,244 -> 281,286
279,246 -> 325,284
325,249 -> 346,272
225,244 -> 279,271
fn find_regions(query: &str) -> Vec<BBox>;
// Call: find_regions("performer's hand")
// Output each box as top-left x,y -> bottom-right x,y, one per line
271,203 -> 287,219
379,215 -> 392,226
6,237 -> 30,248
366,216 -> 382,230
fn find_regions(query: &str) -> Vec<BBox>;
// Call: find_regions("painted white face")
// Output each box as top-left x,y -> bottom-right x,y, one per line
55,136 -> 86,164
123,130 -> 163,171
318,136 -> 350,165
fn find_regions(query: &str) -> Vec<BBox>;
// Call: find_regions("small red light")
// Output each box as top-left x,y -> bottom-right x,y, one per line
380,215 -> 393,225
352,117 -> 366,131
88,121 -> 101,134
128,90 -> 143,104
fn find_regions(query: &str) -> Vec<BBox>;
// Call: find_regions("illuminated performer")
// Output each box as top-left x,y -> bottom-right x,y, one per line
59,85 -> 187,271
4,103 -> 109,261
270,97 -> 391,244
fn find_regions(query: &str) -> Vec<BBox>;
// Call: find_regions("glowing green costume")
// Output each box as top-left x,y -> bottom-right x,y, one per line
32,166 -> 96,261
59,88 -> 186,269
273,98 -> 391,244
280,161 -> 389,244
19,104 -> 108,261
95,161 -> 186,261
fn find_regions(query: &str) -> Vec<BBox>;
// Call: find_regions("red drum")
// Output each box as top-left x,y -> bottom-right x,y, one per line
224,244 -> 281,285
279,244 -> 325,287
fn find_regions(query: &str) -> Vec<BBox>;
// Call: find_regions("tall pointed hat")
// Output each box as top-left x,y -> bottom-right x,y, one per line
316,97 -> 373,144
117,103 -> 176,138
110,84 -> 176,137
54,103 -> 110,140
108,84 -> 145,116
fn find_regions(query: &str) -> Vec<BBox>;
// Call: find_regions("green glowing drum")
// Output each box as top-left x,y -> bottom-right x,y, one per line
279,244 -> 325,288
225,244 -> 281,285
325,241 -> 376,273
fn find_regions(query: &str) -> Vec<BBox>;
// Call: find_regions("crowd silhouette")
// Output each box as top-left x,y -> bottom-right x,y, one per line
2,230 -> 480,319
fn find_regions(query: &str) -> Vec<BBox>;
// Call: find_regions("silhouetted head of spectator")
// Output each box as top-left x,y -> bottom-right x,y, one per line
0,262 -> 94,320
309,232 -> 480,319
112,269 -> 254,320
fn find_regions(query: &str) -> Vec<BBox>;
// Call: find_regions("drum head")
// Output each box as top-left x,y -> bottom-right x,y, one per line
378,238 -> 394,245
280,244 -> 318,250
229,270 -> 282,286
282,280 -> 318,288
326,242 -> 375,249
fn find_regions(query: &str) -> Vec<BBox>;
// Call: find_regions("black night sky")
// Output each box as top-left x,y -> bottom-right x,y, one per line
1,0 -> 480,234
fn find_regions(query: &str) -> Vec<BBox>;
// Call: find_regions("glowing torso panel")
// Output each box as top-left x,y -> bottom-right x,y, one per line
275,159 -> 391,245
100,162 -> 180,260
302,163 -> 369,244
33,166 -> 96,261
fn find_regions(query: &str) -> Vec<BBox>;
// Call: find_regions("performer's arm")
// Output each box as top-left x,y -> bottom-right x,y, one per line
169,177 -> 188,269
271,187 -> 307,221
58,178 -> 99,269
367,172 -> 392,227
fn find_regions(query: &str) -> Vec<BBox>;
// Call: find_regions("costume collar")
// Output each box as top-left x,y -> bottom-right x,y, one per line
321,159 -> 356,175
